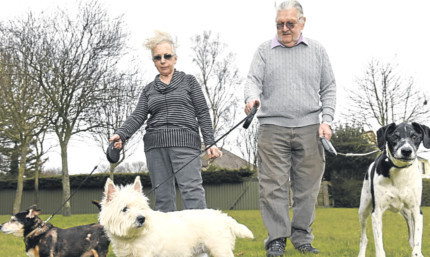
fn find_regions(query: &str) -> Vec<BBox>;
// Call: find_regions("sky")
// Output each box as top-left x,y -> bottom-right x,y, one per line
1,0 -> 430,174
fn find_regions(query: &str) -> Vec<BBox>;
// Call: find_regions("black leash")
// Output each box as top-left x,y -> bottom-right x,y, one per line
44,165 -> 99,223
147,105 -> 259,194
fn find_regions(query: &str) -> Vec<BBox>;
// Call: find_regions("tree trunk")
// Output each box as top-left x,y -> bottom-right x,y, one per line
109,164 -> 115,181
60,141 -> 72,216
34,159 -> 41,206
12,143 -> 28,214
323,181 -> 330,207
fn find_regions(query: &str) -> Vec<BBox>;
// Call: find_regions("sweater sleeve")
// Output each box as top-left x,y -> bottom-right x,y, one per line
189,75 -> 215,146
115,87 -> 149,143
244,42 -> 266,104
318,46 -> 336,123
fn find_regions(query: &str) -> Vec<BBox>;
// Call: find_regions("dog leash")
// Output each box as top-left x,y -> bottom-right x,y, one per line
23,165 -> 100,238
320,135 -> 381,157
147,105 -> 259,195
336,149 -> 381,157
43,165 -> 100,224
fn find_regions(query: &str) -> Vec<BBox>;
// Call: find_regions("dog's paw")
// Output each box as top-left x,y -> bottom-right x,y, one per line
411,252 -> 423,257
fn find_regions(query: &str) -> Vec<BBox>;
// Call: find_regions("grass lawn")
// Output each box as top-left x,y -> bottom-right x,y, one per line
1,207 -> 430,256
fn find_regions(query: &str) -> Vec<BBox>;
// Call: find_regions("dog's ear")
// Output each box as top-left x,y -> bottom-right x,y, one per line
376,123 -> 396,150
412,122 -> 430,148
104,178 -> 117,203
26,205 -> 40,218
133,176 -> 142,193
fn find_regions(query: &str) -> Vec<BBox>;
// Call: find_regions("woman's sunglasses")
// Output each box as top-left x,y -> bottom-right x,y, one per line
153,54 -> 174,61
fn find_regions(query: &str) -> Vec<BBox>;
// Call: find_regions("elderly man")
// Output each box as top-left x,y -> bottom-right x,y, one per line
244,1 -> 336,256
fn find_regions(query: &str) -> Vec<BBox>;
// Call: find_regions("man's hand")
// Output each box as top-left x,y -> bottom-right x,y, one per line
319,123 -> 332,141
245,100 -> 260,115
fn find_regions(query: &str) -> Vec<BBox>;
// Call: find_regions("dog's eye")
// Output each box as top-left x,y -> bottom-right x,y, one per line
391,134 -> 400,141
122,207 -> 128,212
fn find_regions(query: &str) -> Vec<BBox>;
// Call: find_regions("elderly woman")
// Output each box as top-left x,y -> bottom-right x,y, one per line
110,30 -> 222,213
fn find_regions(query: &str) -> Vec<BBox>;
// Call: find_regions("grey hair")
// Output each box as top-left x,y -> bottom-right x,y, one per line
143,30 -> 177,56
276,0 -> 304,23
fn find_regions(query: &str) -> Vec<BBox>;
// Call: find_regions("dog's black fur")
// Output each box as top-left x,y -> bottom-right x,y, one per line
0,203 -> 110,257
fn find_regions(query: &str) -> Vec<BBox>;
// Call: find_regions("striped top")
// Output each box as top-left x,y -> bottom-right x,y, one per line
245,36 -> 336,127
115,70 -> 215,152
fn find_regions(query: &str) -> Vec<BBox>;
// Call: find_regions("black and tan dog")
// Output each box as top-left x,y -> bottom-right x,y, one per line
358,122 -> 430,257
0,204 -> 110,257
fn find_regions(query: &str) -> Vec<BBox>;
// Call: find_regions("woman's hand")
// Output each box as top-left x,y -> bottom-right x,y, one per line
109,134 -> 123,149
206,146 -> 223,159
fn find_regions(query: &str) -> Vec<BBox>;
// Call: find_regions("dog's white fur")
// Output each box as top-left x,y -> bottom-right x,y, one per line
358,123 -> 429,257
99,176 -> 254,257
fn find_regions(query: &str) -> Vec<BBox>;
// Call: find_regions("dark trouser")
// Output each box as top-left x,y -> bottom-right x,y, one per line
257,124 -> 325,247
145,147 -> 206,212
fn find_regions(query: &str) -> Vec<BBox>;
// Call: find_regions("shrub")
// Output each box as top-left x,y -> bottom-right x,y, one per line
0,167 -> 255,190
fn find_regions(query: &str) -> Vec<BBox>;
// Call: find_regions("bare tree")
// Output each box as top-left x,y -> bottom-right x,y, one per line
28,132 -> 50,206
92,67 -> 145,180
0,50 -> 49,213
190,31 -> 242,143
344,58 -> 429,129
1,1 -> 132,216
236,120 -> 259,169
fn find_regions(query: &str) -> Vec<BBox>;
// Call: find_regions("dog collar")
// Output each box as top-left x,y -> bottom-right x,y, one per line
25,224 -> 49,239
386,148 -> 413,169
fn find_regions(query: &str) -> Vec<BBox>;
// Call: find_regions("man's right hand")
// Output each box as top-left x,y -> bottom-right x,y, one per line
245,100 -> 260,115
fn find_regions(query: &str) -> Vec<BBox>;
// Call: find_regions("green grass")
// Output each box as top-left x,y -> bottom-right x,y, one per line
1,208 -> 430,256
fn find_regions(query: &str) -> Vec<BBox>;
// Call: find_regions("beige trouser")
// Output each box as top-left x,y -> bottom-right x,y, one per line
257,124 -> 325,248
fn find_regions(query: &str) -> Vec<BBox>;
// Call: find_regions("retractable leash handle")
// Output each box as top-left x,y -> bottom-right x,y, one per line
106,140 -> 121,164
320,135 -> 337,156
243,105 -> 258,129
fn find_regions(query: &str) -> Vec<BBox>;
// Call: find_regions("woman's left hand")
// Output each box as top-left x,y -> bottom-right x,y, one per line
207,146 -> 223,159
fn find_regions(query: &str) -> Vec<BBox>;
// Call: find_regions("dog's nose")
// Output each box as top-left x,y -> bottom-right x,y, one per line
136,215 -> 145,226
401,148 -> 413,157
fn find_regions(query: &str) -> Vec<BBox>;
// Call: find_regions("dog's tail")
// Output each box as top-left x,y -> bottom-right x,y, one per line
229,218 -> 254,239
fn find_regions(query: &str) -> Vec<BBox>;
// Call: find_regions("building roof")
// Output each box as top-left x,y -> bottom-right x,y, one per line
201,148 -> 252,170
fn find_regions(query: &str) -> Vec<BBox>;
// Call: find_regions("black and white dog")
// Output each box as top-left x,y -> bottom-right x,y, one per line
358,122 -> 430,257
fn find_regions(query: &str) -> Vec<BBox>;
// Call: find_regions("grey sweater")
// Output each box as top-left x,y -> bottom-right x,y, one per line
245,37 -> 336,127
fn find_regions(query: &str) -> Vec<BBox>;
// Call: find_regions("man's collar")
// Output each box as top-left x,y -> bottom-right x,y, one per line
271,33 -> 308,49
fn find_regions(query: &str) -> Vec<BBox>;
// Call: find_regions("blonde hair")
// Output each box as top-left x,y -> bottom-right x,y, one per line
144,30 -> 177,56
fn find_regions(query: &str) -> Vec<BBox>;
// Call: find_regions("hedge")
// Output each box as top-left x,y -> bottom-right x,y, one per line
331,178 -> 430,207
0,167 -> 255,191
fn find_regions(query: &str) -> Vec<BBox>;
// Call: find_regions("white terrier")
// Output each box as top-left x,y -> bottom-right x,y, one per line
99,176 -> 254,257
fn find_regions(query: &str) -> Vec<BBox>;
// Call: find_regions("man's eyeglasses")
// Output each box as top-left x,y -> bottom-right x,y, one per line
153,54 -> 174,61
276,22 -> 296,30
